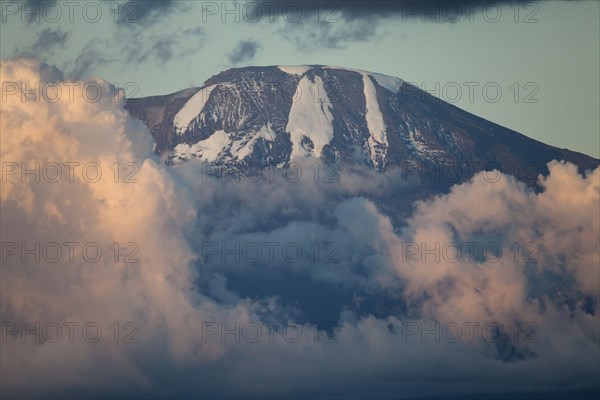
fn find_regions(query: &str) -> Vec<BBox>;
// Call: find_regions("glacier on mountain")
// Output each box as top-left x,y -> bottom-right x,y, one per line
286,75 -> 334,159
173,84 -> 217,134
362,73 -> 388,169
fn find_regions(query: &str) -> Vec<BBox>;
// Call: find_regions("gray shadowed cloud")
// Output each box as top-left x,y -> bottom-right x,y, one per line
123,34 -> 178,65
278,17 -> 379,51
21,0 -> 57,23
22,0 -> 184,24
30,27 -> 204,76
69,40 -> 117,79
14,27 -> 69,59
121,26 -> 207,65
258,0 -> 548,21
111,0 -> 193,26
13,30 -> 115,79
256,0 -> 580,51
38,62 -> 64,82
122,0 -> 179,22
314,0 -> 540,20
227,39 -> 262,65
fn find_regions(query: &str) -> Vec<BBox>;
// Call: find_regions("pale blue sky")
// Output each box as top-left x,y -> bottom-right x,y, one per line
1,0 -> 598,157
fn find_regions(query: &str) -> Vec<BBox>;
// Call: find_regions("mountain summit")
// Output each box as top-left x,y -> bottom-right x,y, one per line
125,65 -> 597,184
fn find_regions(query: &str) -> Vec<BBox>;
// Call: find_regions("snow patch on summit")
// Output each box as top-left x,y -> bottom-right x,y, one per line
325,66 -> 403,93
407,129 -> 445,163
368,72 -> 403,93
173,130 -> 229,162
286,75 -> 334,159
173,84 -> 217,134
172,125 -> 278,164
362,73 -> 388,170
231,124 -> 277,160
278,65 -> 312,76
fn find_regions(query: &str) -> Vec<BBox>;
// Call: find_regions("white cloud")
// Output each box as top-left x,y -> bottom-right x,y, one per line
1,59 -> 598,399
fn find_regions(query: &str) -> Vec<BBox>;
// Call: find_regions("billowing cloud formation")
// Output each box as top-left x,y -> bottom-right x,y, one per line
1,59 -> 598,399
0,58 -> 230,396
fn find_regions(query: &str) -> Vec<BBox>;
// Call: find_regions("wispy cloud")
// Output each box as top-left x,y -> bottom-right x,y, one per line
14,27 -> 69,59
227,39 -> 262,65
120,25 -> 206,66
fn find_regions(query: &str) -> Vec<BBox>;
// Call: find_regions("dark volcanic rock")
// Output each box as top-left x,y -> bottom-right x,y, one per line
124,65 -> 598,187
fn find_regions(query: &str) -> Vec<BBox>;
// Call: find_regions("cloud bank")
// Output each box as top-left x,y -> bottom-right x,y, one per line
1,59 -> 598,399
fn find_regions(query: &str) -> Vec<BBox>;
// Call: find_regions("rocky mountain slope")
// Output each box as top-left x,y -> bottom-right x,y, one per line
125,65 -> 598,186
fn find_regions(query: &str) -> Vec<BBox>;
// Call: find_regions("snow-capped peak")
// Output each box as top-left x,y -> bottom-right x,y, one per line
277,65 -> 312,76
125,64 -> 598,180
